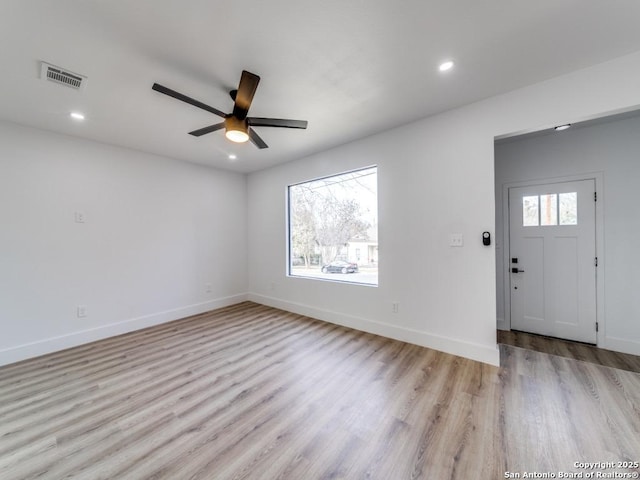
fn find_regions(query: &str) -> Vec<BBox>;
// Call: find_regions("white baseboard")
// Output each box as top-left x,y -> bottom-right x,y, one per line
603,335 -> 640,357
249,293 -> 500,367
0,293 -> 248,367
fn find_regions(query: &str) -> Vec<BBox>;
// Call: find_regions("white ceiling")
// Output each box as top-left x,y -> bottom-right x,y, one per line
2,1 -> 640,173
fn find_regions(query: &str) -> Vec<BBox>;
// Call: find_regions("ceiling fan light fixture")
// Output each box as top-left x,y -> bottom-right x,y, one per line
152,70 -> 307,150
224,117 -> 249,143
225,129 -> 249,143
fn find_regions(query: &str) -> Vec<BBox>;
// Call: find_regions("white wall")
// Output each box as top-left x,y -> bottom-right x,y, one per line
247,50 -> 640,366
4,50 -> 640,368
495,113 -> 640,355
0,121 -> 248,366
247,104 -> 499,365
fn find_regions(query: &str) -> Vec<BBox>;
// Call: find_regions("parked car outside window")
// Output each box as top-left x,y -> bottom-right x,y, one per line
321,260 -> 358,274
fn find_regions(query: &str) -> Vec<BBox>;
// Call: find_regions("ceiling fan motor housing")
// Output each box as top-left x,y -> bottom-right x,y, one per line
225,116 -> 248,133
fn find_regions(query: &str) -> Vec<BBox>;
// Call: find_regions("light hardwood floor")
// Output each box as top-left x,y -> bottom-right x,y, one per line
1,302 -> 639,479
498,329 -> 640,374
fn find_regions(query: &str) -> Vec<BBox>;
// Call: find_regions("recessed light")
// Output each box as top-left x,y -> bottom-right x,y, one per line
439,61 -> 454,72
228,154 -> 237,160
70,112 -> 85,121
554,124 -> 571,131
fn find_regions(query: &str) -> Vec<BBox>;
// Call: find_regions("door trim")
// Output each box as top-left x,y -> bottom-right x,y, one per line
499,172 -> 604,346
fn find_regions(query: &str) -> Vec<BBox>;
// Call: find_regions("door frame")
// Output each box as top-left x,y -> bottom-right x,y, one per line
499,172 -> 605,345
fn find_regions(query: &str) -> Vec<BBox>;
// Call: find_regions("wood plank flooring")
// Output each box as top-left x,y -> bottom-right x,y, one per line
1,302 -> 639,479
498,329 -> 640,374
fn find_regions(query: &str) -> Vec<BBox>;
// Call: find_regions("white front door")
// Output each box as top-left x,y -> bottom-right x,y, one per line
508,179 -> 597,343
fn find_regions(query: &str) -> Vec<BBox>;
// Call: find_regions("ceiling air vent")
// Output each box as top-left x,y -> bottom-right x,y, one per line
40,62 -> 87,91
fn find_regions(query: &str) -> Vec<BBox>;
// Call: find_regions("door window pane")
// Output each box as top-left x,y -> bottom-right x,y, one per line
540,194 -> 558,226
522,191 -> 579,227
559,192 -> 578,225
523,196 -> 539,226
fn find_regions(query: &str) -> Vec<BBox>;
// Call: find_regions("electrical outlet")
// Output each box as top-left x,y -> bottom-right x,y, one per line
205,283 -> 212,293
77,305 -> 87,318
392,302 -> 399,313
449,233 -> 464,247
74,211 -> 86,223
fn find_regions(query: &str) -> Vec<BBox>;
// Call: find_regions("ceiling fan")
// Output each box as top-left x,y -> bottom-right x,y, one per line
152,70 -> 308,149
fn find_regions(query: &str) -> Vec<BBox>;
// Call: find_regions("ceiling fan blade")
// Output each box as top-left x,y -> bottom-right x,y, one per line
152,83 -> 227,118
188,122 -> 225,137
248,117 -> 308,129
248,128 -> 268,149
232,71 -> 260,119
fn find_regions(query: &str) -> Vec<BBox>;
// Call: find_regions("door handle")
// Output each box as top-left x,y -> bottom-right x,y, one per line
511,268 -> 525,273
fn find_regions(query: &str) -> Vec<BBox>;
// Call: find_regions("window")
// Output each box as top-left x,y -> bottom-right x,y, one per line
288,166 -> 378,285
558,192 -> 578,225
522,192 -> 577,226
